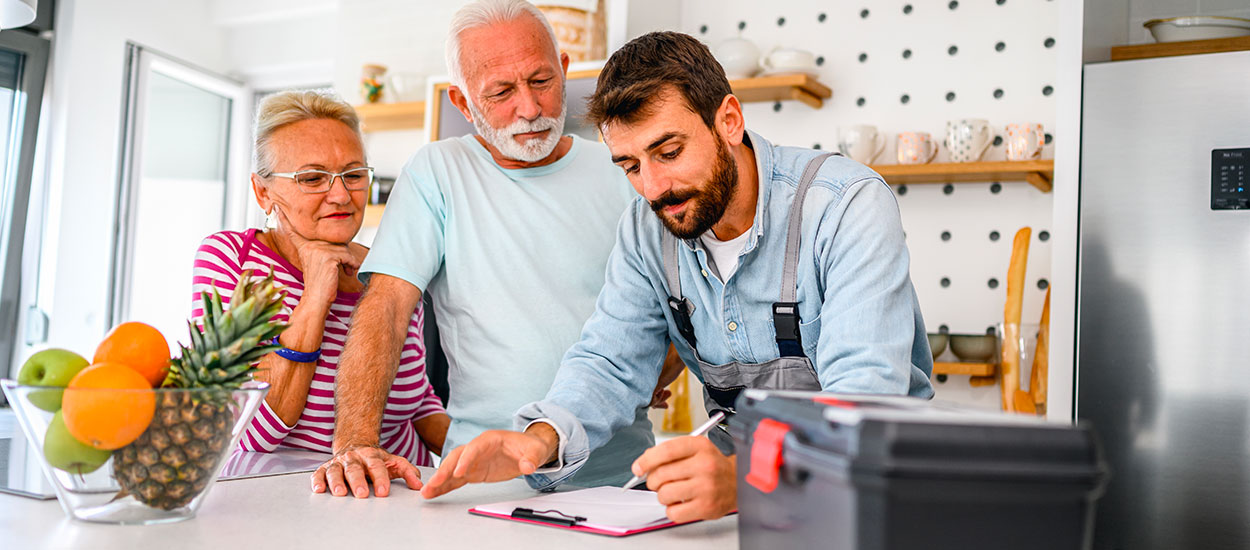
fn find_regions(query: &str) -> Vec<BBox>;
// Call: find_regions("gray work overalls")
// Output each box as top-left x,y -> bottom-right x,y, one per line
661,153 -> 834,452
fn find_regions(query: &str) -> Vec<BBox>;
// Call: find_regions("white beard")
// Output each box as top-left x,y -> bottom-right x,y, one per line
467,98 -> 567,163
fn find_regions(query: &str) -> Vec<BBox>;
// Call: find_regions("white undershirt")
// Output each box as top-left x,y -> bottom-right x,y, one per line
700,229 -> 751,282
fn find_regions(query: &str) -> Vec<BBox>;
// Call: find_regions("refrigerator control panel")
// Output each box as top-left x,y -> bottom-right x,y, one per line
1212,148 -> 1250,210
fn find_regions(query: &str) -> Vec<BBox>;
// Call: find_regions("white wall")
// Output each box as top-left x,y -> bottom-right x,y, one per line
681,1 -> 1060,411
38,0 -> 230,358
213,0 -> 337,90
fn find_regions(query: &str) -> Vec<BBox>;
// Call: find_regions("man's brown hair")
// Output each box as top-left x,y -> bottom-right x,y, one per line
586,31 -> 733,130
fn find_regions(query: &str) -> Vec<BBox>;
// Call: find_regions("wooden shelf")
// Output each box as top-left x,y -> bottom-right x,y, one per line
355,101 -> 426,132
360,73 -> 833,133
1111,35 -> 1250,61
933,362 -> 997,376
870,160 -> 1054,192
729,73 -> 832,109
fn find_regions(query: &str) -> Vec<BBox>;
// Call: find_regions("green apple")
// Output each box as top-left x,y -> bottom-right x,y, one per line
44,410 -> 112,474
17,348 -> 89,411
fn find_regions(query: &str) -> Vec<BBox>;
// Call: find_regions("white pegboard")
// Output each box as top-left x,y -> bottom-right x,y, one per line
680,0 -> 1059,409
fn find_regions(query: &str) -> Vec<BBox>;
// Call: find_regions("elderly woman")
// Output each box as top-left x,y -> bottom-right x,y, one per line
191,91 -> 448,480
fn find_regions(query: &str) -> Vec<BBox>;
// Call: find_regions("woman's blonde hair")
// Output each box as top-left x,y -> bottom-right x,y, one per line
253,90 -> 363,178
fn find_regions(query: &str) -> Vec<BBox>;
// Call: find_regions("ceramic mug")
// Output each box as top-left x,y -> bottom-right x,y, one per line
1005,123 -> 1045,161
714,37 -> 761,79
897,132 -> 939,165
838,125 -> 886,164
945,119 -> 993,163
761,47 -> 817,75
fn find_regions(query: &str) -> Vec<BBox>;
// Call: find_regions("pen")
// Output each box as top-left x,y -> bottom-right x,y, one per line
621,411 -> 727,492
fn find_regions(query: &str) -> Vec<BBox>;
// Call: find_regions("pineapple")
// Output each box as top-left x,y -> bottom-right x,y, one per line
113,271 -> 287,510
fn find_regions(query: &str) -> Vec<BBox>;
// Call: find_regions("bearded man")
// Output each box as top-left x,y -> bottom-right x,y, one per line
310,0 -> 678,498
419,31 -> 934,523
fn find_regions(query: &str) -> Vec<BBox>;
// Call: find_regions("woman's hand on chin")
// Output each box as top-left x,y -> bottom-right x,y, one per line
274,207 -> 361,306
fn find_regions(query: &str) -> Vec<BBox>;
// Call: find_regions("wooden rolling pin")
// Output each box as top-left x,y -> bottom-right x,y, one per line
1000,227 -> 1031,412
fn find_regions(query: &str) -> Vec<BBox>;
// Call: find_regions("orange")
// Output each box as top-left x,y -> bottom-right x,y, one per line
94,321 -> 171,387
61,362 -> 156,450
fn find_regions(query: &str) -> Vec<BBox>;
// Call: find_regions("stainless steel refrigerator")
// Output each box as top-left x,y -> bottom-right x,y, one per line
1078,50 -> 1250,549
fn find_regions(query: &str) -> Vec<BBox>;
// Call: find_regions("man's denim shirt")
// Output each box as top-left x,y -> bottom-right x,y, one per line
515,130 -> 934,490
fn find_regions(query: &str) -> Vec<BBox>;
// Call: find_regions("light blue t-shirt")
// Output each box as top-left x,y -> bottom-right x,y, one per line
360,134 -> 653,486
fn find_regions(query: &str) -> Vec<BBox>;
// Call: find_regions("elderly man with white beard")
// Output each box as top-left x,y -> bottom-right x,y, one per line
309,0 -> 675,499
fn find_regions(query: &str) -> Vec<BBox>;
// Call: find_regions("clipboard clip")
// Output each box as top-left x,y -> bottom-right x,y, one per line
511,507 -> 587,527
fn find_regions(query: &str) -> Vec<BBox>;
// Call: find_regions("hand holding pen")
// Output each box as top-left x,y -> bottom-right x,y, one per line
621,411 -> 738,523
622,411 -> 726,491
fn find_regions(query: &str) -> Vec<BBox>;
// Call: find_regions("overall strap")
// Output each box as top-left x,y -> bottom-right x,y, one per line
774,152 -> 836,357
662,230 -> 698,350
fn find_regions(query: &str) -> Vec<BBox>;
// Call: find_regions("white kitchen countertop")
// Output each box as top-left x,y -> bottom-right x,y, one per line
0,467 -> 738,550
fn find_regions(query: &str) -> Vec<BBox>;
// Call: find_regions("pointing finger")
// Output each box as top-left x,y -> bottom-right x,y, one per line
422,446 -> 462,497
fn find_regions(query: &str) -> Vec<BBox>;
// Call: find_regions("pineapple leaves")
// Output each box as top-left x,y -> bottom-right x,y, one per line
169,269 -> 289,389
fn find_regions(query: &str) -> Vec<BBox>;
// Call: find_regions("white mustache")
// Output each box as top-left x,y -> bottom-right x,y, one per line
504,117 -> 557,137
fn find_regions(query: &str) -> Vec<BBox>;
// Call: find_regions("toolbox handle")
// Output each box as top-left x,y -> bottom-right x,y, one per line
745,419 -> 792,493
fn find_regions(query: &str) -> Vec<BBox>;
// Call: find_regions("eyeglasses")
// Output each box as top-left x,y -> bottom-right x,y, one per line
268,167 -> 375,194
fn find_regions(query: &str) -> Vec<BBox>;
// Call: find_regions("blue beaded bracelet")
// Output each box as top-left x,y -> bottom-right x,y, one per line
270,336 -> 321,363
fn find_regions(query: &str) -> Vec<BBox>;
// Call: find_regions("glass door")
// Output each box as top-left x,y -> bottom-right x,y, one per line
0,29 -> 49,385
109,45 -> 251,354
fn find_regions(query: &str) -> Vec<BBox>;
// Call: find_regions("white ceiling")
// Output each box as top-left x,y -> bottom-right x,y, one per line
210,0 -> 337,28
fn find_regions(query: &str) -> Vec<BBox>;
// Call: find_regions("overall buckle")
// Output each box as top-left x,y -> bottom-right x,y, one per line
773,302 -> 803,357
668,296 -> 698,349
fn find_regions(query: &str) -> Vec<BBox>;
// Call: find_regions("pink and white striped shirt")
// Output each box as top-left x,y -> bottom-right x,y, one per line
191,229 -> 444,466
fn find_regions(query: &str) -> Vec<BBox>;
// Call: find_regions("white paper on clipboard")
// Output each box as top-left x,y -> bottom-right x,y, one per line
472,486 -> 674,535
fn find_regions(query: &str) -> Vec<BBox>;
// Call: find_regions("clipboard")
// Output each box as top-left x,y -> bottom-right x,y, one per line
468,486 -> 687,537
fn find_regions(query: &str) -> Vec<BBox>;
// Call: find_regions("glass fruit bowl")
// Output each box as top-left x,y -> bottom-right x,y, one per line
1,379 -> 269,524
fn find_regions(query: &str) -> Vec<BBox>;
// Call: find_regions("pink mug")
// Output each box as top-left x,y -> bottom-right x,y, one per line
897,132 -> 939,165
1005,123 -> 1044,161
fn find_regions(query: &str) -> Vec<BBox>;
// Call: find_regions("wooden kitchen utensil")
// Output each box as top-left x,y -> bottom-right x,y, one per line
970,375 -> 997,387
1000,227 -> 1032,412
1029,287 -> 1051,413
661,347 -> 692,432
1013,287 -> 1050,415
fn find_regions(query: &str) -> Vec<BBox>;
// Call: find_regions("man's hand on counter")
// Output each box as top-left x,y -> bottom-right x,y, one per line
420,424 -> 558,499
311,445 -> 423,498
633,436 -> 737,523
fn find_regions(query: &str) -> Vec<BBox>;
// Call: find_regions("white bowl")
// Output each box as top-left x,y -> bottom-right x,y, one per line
714,37 -> 760,80
1145,16 -> 1250,43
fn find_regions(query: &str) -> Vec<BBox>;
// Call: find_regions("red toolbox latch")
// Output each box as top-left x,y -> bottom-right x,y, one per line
745,418 -> 791,493
812,395 -> 855,408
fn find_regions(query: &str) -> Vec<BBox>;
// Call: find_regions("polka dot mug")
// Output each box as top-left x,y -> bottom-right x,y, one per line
945,119 -> 993,163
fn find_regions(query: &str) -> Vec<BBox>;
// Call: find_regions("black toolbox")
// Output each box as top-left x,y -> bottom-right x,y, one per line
731,390 -> 1107,550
